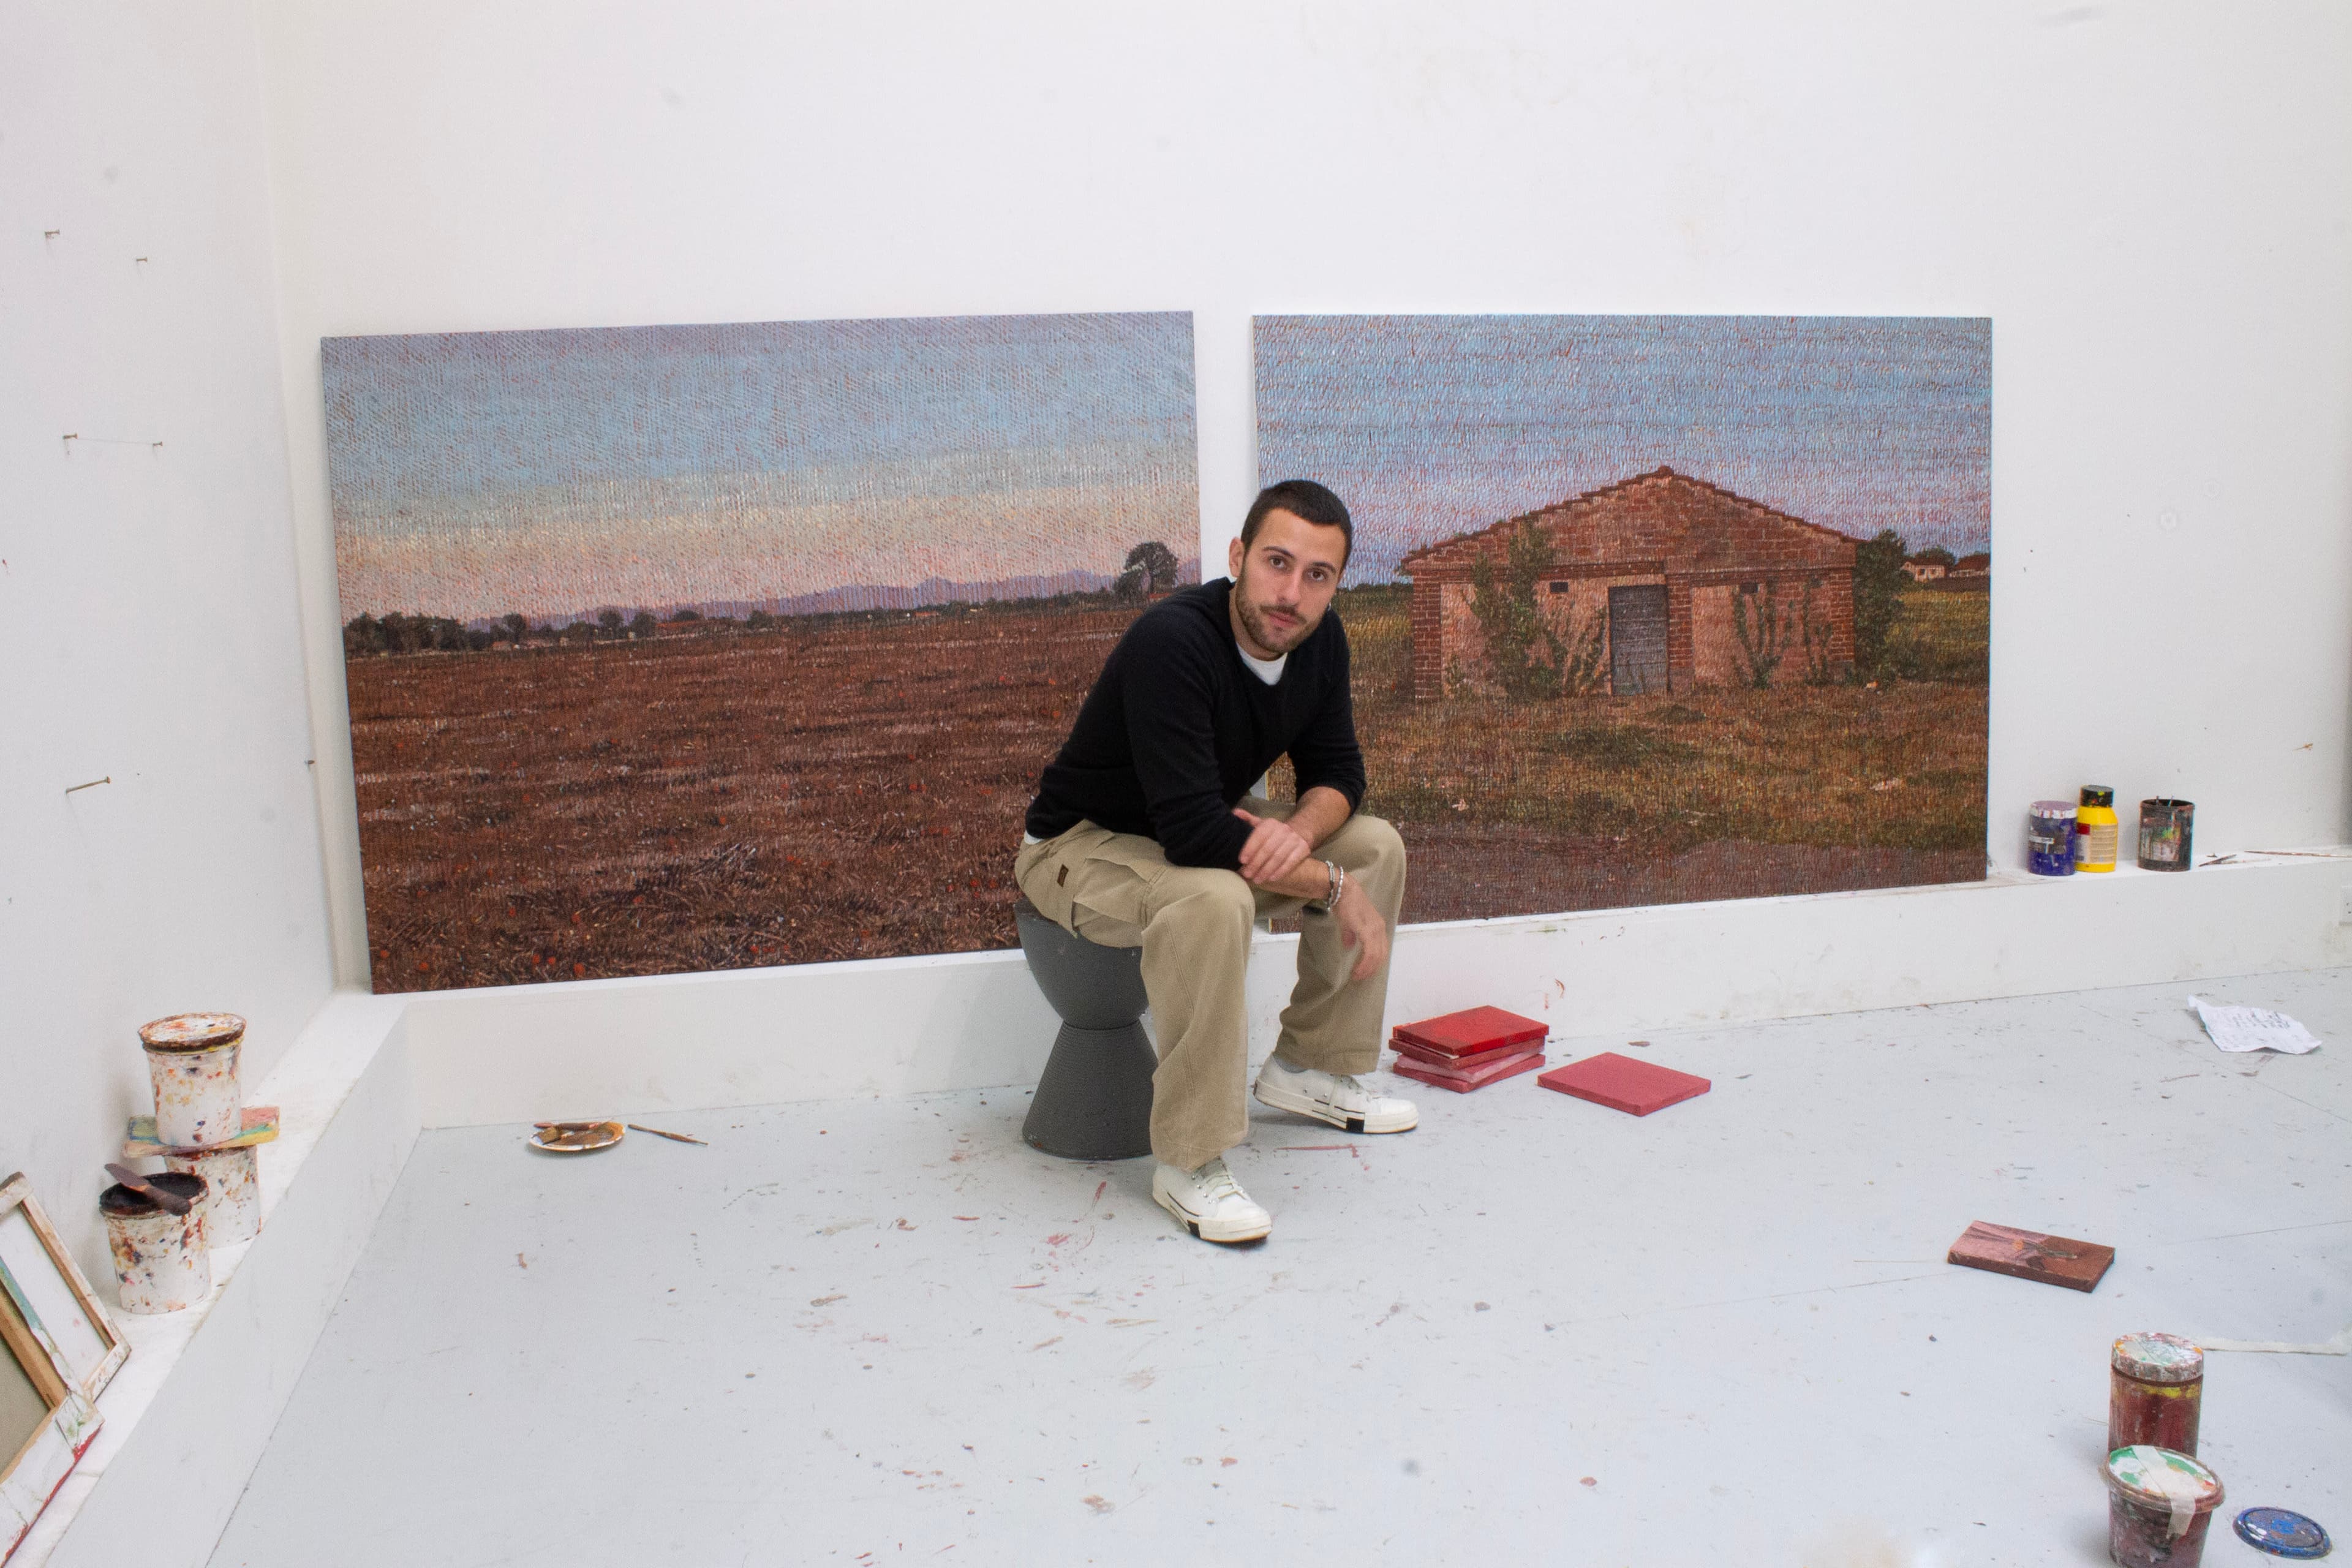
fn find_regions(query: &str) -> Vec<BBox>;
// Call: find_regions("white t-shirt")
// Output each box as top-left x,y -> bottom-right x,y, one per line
1236,641 -> 1287,685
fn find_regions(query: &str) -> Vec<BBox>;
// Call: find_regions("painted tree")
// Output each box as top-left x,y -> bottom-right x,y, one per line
1466,517 -> 1605,699
1852,529 -> 1909,677
1125,540 -> 1180,594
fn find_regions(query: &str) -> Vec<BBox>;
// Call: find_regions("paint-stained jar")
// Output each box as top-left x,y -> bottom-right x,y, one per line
139,1011 -> 246,1149
102,1172 -> 211,1314
2111,1332 -> 2203,1455
2028,801 -> 2077,876
2105,1446 -> 2223,1568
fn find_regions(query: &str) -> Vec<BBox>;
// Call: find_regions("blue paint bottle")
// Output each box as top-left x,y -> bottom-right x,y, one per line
2028,801 -> 2077,876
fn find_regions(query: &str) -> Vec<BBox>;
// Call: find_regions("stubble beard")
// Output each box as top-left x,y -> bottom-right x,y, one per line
1233,567 -> 1317,657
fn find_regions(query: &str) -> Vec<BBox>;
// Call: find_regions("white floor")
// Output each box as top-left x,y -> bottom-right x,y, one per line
207,968 -> 2350,1567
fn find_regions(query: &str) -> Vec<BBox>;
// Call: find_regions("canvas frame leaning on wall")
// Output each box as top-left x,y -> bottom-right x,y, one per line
0,1172 -> 121,1558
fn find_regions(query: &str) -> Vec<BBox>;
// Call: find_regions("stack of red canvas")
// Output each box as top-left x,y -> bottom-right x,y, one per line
1387,1006 -> 1548,1093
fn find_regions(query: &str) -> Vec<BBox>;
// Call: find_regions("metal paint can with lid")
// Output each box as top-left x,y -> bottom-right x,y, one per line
2138,799 -> 2195,872
101,1172 -> 212,1314
139,1011 -> 246,1149
2111,1331 -> 2203,1455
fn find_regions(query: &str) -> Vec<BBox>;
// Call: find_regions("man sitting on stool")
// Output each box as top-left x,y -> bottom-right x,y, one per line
1015,480 -> 1411,1245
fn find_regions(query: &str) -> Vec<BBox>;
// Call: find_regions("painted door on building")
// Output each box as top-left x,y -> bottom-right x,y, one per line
1607,584 -> 1669,695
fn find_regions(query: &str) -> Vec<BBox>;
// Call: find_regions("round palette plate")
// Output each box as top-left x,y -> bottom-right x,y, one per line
528,1120 -> 625,1154
2236,1507 -> 2332,1559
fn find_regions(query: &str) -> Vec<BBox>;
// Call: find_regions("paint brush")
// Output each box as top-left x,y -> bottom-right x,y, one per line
625,1123 -> 708,1145
104,1161 -> 191,1215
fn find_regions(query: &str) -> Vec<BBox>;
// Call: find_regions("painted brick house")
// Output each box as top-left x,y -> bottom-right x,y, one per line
1397,466 -> 1858,701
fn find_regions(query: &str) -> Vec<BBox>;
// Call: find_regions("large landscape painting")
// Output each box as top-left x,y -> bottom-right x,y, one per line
328,312 -> 1198,992
1254,314 -> 1991,924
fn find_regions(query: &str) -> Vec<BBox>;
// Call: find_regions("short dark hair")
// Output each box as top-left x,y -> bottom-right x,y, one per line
1242,480 -> 1352,568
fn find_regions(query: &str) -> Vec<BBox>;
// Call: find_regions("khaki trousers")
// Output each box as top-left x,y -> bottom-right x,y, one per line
1013,804 -> 1407,1171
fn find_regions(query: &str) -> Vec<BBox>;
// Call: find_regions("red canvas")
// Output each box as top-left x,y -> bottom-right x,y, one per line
1392,1051 -> 1547,1094
1946,1221 -> 2114,1293
1389,1035 -> 1537,1071
1537,1052 -> 1711,1116
1391,1005 -> 1548,1058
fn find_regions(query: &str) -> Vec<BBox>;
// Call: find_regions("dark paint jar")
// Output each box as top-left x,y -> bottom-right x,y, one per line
2138,799 -> 2195,872
2111,1332 -> 2203,1455
2106,1446 -> 2222,1567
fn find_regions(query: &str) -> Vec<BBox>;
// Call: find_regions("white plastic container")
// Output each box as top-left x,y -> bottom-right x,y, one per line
139,1012 -> 246,1149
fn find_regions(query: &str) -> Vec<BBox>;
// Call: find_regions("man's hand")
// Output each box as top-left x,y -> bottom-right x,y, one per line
1333,875 -> 1389,982
1232,807 -> 1314,885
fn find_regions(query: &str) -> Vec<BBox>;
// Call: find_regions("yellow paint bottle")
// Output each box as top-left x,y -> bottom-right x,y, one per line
2075,785 -> 2119,872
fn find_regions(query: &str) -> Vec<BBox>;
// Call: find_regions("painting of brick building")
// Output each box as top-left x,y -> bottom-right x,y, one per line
1256,314 -> 1990,923
1403,466 -> 1861,701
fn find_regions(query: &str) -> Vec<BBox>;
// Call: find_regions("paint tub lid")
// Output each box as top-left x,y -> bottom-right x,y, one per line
2080,785 -> 2116,808
99,1172 -> 208,1218
2234,1507 -> 2331,1558
138,1012 -> 246,1051
2107,1446 -> 2223,1521
2030,800 -> 2078,818
2113,1332 -> 2204,1384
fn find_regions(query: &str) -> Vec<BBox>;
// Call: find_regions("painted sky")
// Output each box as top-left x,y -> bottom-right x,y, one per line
1255,315 -> 1991,584
326,312 -> 1198,621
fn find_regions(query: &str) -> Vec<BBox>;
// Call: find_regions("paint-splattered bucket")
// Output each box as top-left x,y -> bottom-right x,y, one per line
164,1144 -> 260,1246
101,1172 -> 211,1314
2106,1446 -> 2223,1567
139,1012 -> 246,1149
2138,799 -> 2195,873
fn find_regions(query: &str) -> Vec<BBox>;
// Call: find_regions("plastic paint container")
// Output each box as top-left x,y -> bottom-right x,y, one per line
2075,786 -> 2120,873
164,1144 -> 260,1246
2138,799 -> 2195,872
101,1172 -> 211,1314
2111,1332 -> 2203,1455
2233,1507 -> 2331,1559
139,1011 -> 246,1149
2029,801 -> 2078,876
2107,1446 -> 2224,1567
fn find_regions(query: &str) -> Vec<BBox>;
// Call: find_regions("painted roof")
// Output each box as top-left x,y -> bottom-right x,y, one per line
1398,466 -> 1860,576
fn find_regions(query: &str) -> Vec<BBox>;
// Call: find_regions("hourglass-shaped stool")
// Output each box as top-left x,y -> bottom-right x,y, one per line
1014,895 -> 1156,1160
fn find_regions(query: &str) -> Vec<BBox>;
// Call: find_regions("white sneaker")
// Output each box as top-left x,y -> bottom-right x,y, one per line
1152,1156 -> 1273,1244
1254,1057 -> 1419,1134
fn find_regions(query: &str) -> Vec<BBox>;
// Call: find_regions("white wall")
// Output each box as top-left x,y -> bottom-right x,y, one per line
252,2 -> 2352,989
0,0 -> 337,1280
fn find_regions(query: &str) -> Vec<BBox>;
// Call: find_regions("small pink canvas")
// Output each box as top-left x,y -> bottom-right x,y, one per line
1392,1050 -> 1547,1095
1537,1053 -> 1711,1116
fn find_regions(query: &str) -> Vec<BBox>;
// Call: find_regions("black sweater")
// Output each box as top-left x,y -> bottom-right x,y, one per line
1025,579 -> 1367,870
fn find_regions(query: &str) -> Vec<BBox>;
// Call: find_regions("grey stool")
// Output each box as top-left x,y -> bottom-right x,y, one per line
1014,895 -> 1156,1161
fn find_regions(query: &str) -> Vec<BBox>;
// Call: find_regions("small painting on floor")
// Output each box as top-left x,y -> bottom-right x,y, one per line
1254,314 -> 1990,922
328,312 -> 1199,992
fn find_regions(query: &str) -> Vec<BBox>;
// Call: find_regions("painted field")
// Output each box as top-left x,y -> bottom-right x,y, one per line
347,603 -> 1126,992
1324,581 -> 1989,923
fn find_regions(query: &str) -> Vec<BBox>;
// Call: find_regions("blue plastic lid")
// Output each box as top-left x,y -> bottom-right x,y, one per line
2235,1507 -> 2332,1559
